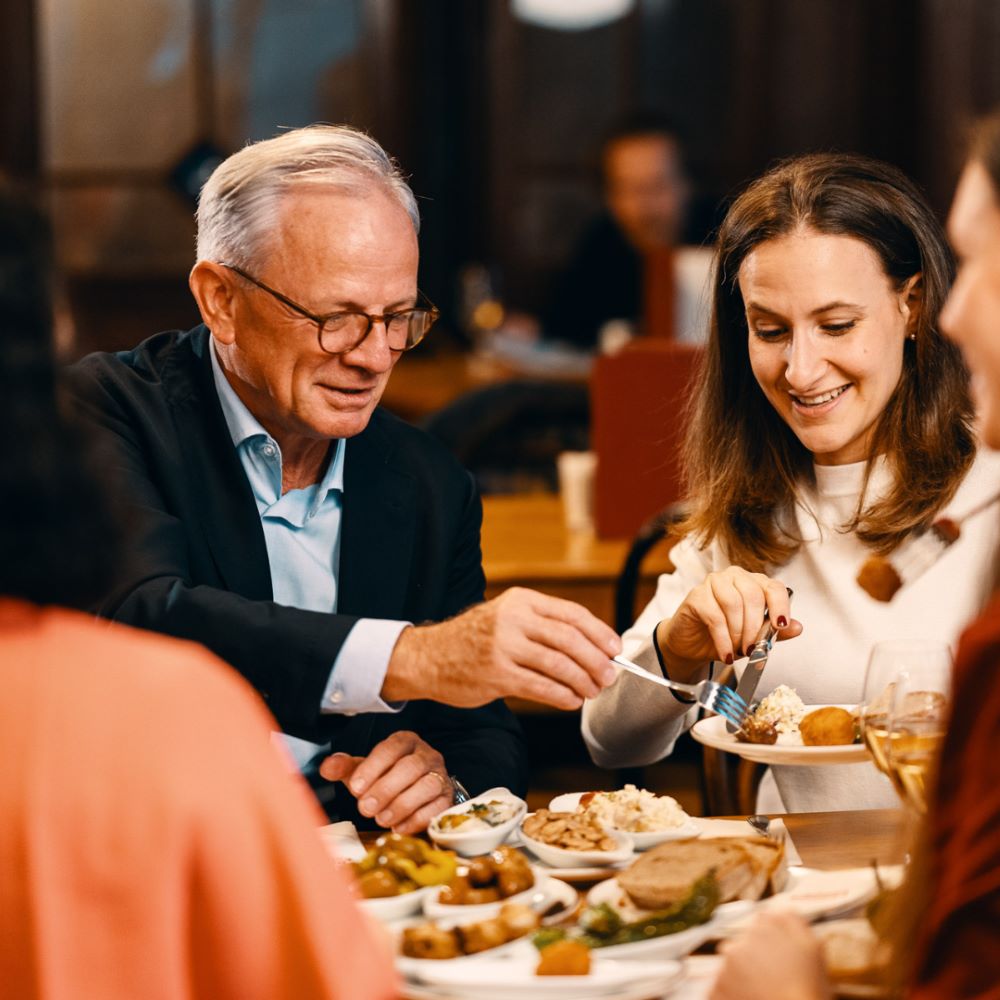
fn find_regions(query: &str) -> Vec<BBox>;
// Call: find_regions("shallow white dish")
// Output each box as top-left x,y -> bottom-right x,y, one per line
428,788 -> 527,857
363,885 -> 434,923
423,871 -> 577,922
691,705 -> 868,765
405,948 -> 684,998
586,864 -> 885,941
548,792 -> 701,851
519,816 -> 634,869
580,880 -> 751,959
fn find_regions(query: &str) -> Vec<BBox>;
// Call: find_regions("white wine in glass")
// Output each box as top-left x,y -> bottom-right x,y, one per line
859,640 -> 951,812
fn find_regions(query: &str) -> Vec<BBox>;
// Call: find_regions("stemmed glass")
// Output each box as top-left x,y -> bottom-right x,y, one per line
858,639 -> 952,814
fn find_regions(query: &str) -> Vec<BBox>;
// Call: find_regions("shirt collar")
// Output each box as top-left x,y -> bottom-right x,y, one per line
209,339 -> 345,499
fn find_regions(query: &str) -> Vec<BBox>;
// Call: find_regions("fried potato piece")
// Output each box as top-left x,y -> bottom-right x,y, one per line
457,917 -> 508,954
800,706 -> 857,746
536,939 -> 591,976
498,902 -> 541,938
401,923 -> 461,960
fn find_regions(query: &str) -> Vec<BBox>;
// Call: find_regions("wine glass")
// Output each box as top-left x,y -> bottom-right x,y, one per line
859,639 -> 952,813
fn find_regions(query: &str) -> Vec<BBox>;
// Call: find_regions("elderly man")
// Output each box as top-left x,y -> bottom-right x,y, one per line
67,125 -> 620,833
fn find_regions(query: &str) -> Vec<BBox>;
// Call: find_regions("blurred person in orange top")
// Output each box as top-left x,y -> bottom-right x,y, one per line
708,110 -> 1000,1000
0,186 -> 396,998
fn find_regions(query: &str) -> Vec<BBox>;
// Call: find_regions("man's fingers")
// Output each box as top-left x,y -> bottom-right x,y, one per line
518,617 -> 616,691
393,791 -> 455,835
520,589 -> 621,657
347,731 -> 416,799
318,752 -> 363,783
503,663 -> 585,710
375,771 -> 450,828
362,749 -> 445,818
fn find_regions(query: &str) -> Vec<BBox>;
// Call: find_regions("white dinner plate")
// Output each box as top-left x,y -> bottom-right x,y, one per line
519,818 -> 634,869
691,706 -> 869,765
547,792 -> 701,851
423,873 -> 577,922
405,949 -> 684,998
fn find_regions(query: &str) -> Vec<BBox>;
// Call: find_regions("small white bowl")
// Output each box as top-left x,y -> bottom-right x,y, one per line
361,885 -> 433,923
547,792 -> 701,851
428,787 -> 527,857
519,816 -> 634,868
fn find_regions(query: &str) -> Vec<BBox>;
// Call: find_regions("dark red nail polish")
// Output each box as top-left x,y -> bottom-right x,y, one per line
725,653 -> 734,666
776,616 -> 788,628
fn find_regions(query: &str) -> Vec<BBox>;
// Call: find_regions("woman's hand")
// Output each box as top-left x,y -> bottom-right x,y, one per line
709,912 -> 831,1000
654,567 -> 801,681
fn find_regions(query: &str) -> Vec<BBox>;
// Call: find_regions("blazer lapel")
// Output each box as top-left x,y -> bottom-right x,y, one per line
338,416 -> 416,619
162,328 -> 273,601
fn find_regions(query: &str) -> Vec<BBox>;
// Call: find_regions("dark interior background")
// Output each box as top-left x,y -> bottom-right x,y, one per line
4,0 -> 1000,357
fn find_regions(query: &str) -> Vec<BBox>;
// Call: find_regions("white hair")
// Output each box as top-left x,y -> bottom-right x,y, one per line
195,124 -> 420,266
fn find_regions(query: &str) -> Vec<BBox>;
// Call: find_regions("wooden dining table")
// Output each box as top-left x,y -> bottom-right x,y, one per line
480,493 -> 676,626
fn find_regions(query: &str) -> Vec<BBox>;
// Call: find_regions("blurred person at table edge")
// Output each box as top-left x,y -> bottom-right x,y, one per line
709,109 -> 1000,1000
65,124 -> 621,832
0,183 -> 396,999
584,151 -> 1000,813
541,112 -> 714,350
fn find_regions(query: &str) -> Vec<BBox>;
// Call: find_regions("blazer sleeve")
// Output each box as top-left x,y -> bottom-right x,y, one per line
405,470 -> 529,798
65,360 -> 370,743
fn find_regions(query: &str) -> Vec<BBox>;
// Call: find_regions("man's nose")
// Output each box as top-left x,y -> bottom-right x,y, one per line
784,331 -> 828,388
342,319 -> 395,372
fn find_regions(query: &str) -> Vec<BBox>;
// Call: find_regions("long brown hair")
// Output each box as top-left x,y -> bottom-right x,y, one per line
682,152 -> 975,572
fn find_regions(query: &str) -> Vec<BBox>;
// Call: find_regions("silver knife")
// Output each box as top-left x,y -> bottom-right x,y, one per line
725,589 -> 792,733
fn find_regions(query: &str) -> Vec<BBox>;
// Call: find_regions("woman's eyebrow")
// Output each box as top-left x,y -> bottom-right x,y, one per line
810,300 -> 863,315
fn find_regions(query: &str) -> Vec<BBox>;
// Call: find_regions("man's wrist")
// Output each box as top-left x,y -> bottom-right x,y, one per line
381,623 -> 435,702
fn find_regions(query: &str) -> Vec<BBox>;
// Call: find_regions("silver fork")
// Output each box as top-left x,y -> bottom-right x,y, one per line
610,655 -> 748,729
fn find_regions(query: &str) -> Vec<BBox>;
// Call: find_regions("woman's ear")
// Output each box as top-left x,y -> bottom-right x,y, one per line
900,272 -> 924,336
189,261 -> 239,344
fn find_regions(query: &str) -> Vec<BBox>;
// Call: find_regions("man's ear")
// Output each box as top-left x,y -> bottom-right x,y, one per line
189,261 -> 239,344
901,272 -> 924,335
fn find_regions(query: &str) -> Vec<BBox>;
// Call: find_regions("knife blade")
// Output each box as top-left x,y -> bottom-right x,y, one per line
725,589 -> 793,733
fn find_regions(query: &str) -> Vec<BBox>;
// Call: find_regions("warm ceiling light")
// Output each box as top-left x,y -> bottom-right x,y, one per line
511,0 -> 635,31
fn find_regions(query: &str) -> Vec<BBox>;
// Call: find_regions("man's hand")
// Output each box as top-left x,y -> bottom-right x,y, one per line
318,731 -> 453,834
381,587 -> 622,711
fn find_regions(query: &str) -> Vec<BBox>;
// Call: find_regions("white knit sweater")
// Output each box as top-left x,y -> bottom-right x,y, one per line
583,451 -> 1000,812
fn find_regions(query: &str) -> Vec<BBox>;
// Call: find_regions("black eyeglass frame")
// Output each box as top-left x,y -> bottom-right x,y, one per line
219,261 -> 439,354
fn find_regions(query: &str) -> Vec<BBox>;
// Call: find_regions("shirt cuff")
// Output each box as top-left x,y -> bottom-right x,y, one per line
320,618 -> 410,714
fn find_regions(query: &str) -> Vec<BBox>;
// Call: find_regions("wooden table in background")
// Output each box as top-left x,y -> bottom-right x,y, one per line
481,493 -> 674,626
781,808 -> 907,870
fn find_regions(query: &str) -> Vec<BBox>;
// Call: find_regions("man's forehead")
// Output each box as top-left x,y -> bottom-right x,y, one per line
606,134 -> 679,175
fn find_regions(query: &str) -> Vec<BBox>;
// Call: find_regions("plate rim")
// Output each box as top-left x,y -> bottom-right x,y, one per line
691,703 -> 869,765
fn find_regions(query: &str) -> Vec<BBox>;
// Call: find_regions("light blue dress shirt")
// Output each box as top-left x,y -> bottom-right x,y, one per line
209,345 -> 406,767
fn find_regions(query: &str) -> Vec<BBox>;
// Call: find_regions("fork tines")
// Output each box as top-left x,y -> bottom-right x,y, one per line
708,685 -> 748,729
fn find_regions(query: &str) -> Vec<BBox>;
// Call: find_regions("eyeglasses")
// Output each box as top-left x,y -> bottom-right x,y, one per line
220,262 -> 438,354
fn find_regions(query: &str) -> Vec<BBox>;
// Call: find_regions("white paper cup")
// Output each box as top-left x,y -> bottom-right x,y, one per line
557,450 -> 597,534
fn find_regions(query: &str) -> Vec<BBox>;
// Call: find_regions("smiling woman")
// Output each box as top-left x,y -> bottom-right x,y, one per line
583,152 -> 1000,814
